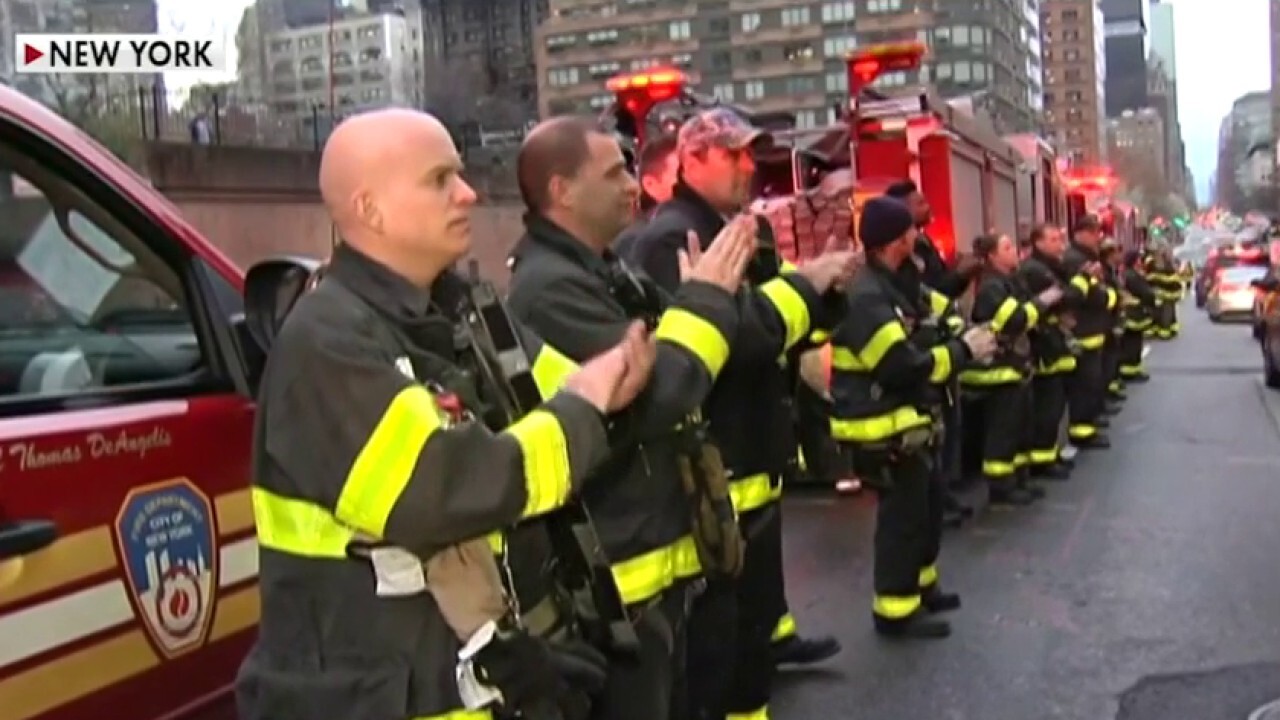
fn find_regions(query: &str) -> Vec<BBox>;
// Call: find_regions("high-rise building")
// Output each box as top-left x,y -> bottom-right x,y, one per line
1041,0 -> 1108,165
1214,92 -> 1273,209
535,0 -> 1043,133
420,0 -> 546,126
1270,0 -> 1280,200
1148,0 -> 1175,80
1101,0 -> 1149,116
1107,107 -> 1164,185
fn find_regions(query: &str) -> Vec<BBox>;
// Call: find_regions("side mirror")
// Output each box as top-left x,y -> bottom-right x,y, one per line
244,256 -> 325,356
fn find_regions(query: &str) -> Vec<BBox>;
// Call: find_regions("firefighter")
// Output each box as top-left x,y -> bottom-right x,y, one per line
961,233 -> 1062,506
1147,246 -> 1181,339
506,116 -> 753,720
1098,239 -> 1128,406
1062,215 -> 1115,449
1119,249 -> 1156,382
884,181 -> 983,526
627,108 -> 855,719
237,110 -> 655,720
615,131 -> 679,257
831,196 -> 998,638
1017,224 -> 1077,479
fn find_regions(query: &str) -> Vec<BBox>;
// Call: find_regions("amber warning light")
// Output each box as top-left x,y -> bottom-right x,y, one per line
846,41 -> 927,94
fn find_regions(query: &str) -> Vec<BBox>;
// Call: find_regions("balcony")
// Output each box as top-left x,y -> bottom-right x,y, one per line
732,57 -> 823,81
543,5 -> 693,32
538,36 -> 699,65
741,92 -> 827,115
856,9 -> 933,33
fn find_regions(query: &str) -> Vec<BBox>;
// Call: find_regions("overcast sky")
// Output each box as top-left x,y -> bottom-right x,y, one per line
163,0 -> 1268,206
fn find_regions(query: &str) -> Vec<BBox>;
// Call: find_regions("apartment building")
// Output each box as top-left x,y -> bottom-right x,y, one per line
1041,0 -> 1107,165
263,10 -> 424,124
1107,107 -> 1164,188
420,0 -> 547,124
1100,0 -> 1147,116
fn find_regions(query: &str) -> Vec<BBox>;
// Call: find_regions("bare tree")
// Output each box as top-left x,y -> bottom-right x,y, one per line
40,74 -> 140,161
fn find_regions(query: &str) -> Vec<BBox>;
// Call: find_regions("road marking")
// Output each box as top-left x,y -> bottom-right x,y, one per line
0,580 -> 134,670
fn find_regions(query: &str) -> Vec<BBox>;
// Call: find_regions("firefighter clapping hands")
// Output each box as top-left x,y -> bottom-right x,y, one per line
563,320 -> 658,412
679,213 -> 758,290
961,324 -> 999,361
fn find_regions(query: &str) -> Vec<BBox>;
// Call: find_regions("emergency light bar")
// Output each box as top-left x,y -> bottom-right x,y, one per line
606,67 -> 688,146
846,41 -> 927,94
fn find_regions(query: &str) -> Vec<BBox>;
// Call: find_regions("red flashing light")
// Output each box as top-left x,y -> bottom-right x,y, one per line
606,67 -> 686,104
846,41 -> 927,93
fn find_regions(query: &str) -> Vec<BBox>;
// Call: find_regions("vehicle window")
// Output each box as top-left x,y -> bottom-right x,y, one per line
1223,267 -> 1266,283
0,157 -> 204,403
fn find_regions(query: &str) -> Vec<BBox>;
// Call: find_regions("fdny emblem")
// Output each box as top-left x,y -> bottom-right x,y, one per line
114,479 -> 217,658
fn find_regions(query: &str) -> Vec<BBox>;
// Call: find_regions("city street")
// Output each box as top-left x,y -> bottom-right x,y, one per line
773,301 -> 1280,720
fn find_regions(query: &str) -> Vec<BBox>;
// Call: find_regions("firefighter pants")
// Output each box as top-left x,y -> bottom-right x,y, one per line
686,504 -> 781,720
1102,334 -> 1123,394
795,383 -> 842,486
1066,348 -> 1105,442
976,382 -> 1031,484
938,385 -> 964,489
1028,373 -> 1068,468
1119,329 -> 1146,378
1154,300 -> 1178,338
870,449 -> 941,621
593,583 -> 691,720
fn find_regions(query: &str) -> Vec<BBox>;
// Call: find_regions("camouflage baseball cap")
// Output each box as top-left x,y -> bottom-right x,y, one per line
677,108 -> 772,154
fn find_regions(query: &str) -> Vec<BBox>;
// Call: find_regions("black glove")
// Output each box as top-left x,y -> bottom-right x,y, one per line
473,629 -> 609,714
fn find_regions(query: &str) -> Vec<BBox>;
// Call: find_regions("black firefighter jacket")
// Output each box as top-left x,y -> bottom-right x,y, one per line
507,214 -> 740,606
237,243 -> 611,720
1016,250 -> 1077,375
626,180 -> 826,515
961,269 -> 1049,387
1062,242 -> 1116,351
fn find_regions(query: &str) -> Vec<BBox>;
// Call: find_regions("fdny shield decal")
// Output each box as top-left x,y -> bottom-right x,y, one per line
114,478 -> 218,658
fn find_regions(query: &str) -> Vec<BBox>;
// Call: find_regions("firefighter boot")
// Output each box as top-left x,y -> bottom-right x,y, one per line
1016,468 -> 1046,500
1032,462 -> 1072,481
988,479 -> 1034,507
1077,432 -> 1112,449
922,586 -> 962,614
874,610 -> 951,639
772,635 -> 842,666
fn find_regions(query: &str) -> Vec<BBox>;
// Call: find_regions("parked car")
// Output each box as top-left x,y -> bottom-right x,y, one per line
1208,265 -> 1268,322
1198,244 -> 1268,308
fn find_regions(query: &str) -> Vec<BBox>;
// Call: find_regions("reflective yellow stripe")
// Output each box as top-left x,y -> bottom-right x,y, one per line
1125,319 -> 1152,330
830,406 -> 931,443
959,366 -> 1024,385
1119,364 -> 1144,375
1023,302 -> 1040,328
339,386 -> 442,536
504,410 -> 573,518
610,534 -> 702,605
830,346 -> 862,370
927,290 -> 950,317
873,594 -> 920,619
928,345 -> 952,383
1070,274 -> 1090,294
809,329 -> 831,344
654,307 -> 732,377
780,260 -> 799,273
415,711 -> 494,720
1068,424 -> 1097,439
530,345 -> 580,399
1039,356 -> 1077,374
1014,452 -> 1028,466
1078,334 -> 1106,350
1028,448 -> 1058,464
759,276 -> 811,350
1105,287 -> 1118,310
983,459 -> 1017,476
860,322 -> 908,368
485,531 -> 504,554
918,564 -> 938,588
991,297 -> 1019,332
730,473 -> 775,513
945,314 -> 965,333
252,487 -> 353,558
771,612 -> 797,641
727,707 -> 770,720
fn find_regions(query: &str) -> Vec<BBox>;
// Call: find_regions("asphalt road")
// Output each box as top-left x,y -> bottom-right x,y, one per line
772,301 -> 1280,720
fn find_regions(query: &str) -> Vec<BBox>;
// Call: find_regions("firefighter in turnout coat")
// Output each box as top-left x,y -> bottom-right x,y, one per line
961,233 -> 1063,506
1062,215 -> 1114,450
829,196 -> 997,639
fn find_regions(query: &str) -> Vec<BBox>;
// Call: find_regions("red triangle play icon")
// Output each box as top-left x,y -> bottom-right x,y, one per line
23,44 -> 43,65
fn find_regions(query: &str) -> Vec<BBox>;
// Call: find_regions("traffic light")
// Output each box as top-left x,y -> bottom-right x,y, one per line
606,67 -> 686,147
1173,216 -> 1189,229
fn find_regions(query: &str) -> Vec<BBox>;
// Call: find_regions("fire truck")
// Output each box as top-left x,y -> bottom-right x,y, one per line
605,42 -> 1068,266
1061,166 -> 1142,251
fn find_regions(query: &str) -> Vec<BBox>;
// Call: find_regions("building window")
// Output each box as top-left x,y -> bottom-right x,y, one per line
672,53 -> 693,66
589,62 -> 621,78
783,43 -> 814,61
823,35 -> 856,57
711,50 -> 732,69
1064,68 -> 1081,82
589,94 -> 611,109
630,57 -> 658,70
669,20 -> 691,40
548,67 -> 579,86
741,12 -> 760,32
821,1 -> 855,23
825,70 -> 847,93
1061,9 -> 1078,20
786,76 -> 817,94
709,17 -> 730,36
867,0 -> 901,12
796,110 -> 818,129
744,80 -> 764,100
1064,49 -> 1079,61
713,83 -> 735,102
781,7 -> 810,26
953,61 -> 971,83
546,34 -> 577,51
1066,90 -> 1083,102
587,29 -> 619,45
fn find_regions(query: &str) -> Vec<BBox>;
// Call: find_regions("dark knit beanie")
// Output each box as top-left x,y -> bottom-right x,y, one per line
859,196 -> 915,249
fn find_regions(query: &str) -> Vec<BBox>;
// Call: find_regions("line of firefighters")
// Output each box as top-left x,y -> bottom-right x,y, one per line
238,105 -> 1189,720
